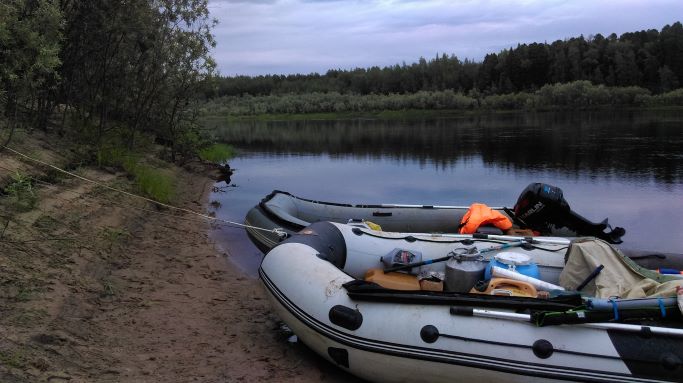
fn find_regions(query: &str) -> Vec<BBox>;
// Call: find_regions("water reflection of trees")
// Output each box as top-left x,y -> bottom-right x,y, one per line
211,111 -> 683,183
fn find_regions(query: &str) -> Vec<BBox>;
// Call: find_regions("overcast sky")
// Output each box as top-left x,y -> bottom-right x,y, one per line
208,0 -> 682,76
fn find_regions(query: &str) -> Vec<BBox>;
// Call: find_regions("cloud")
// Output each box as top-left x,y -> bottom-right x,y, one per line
209,0 -> 683,75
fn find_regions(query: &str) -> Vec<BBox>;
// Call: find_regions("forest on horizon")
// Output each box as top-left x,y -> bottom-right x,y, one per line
209,22 -> 683,98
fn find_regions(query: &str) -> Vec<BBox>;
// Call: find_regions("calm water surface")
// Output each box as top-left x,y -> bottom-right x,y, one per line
208,110 -> 683,276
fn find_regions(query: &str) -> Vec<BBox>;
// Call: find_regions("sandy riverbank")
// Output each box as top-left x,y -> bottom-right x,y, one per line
0,134 -> 358,382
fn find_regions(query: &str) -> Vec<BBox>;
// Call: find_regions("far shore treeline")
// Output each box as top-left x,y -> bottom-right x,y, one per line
204,22 -> 683,116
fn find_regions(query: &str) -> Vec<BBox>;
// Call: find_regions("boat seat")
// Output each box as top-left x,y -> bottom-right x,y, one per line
264,205 -> 310,227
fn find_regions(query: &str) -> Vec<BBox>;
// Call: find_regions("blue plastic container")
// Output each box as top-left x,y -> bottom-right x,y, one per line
484,255 -> 540,280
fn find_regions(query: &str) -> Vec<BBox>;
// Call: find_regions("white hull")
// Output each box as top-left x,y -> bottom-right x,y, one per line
260,230 -> 682,382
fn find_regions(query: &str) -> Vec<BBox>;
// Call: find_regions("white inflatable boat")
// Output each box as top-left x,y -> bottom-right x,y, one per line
259,221 -> 683,382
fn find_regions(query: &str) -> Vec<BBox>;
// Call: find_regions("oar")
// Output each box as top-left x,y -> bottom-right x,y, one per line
401,232 -> 571,246
449,307 -> 683,337
471,233 -> 570,245
376,204 -> 505,210
384,240 -> 525,273
476,240 -> 527,255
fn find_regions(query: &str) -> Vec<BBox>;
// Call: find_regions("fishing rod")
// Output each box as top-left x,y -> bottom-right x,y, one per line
384,240 -> 526,273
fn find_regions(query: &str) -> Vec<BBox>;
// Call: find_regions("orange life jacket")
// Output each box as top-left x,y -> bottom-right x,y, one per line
459,203 -> 513,234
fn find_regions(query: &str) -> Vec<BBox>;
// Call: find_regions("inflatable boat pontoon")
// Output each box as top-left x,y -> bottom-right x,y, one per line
259,222 -> 683,383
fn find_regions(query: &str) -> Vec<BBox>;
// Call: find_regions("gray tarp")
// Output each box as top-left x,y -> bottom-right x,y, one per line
560,238 -> 683,299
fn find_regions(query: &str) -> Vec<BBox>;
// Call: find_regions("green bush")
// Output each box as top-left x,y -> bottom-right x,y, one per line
4,172 -> 38,212
482,92 -> 536,109
608,86 -> 651,105
96,145 -> 134,168
647,88 -> 683,106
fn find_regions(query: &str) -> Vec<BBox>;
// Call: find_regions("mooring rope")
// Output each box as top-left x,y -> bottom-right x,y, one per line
1,145 -> 286,237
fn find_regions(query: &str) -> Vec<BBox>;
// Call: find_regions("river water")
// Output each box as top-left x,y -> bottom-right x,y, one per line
207,110 -> 683,276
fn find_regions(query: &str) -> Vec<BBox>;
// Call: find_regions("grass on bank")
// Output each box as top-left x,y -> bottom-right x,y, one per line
197,143 -> 235,163
97,145 -> 175,204
2,127 -> 235,206
127,163 -> 174,204
96,140 -> 235,204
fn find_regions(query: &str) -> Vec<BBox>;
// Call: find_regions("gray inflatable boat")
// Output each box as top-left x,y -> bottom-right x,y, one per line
244,183 -> 627,253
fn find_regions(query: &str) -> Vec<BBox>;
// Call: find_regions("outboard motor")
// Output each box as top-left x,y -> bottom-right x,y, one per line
513,183 -> 625,244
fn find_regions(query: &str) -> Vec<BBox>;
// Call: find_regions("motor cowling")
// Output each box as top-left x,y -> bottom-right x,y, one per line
514,183 -> 569,226
513,183 -> 625,244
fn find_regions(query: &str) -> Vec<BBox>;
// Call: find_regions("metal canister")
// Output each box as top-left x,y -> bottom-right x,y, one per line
445,247 -> 487,292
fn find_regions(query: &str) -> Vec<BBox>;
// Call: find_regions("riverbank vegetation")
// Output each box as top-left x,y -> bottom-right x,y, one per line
198,143 -> 236,163
204,22 -> 683,117
0,0 -> 225,167
202,81 -> 683,117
